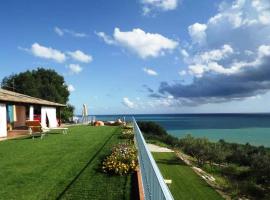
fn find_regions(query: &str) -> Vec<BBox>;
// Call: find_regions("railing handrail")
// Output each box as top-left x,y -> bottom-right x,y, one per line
133,117 -> 174,200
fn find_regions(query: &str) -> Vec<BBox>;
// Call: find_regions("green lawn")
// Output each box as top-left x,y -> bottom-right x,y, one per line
0,125 -> 136,200
152,152 -> 223,200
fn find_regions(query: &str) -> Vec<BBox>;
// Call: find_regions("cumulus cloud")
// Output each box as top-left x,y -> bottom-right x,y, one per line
21,43 -> 93,67
68,64 -> 83,74
54,26 -> 88,38
187,44 -> 235,76
67,50 -> 93,63
97,28 -> 178,59
188,23 -> 207,45
30,43 -> 66,63
122,97 -> 135,108
151,0 -> 270,105
141,0 -> 179,15
67,84 -> 75,92
143,68 -> 158,76
158,50 -> 270,101
208,0 -> 270,28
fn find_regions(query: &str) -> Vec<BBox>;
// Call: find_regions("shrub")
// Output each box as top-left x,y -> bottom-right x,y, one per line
137,121 -> 167,136
239,181 -> 265,199
102,143 -> 138,175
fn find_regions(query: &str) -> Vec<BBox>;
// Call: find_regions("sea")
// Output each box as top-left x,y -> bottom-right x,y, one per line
78,114 -> 270,147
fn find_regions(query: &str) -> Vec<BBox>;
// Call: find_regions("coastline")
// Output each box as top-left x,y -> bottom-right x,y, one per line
76,113 -> 270,147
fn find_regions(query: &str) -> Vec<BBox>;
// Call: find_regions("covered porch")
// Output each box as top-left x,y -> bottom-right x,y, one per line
0,89 -> 66,139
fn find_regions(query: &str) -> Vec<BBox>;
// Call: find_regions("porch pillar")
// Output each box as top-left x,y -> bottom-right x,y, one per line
0,103 -> 7,137
41,107 -> 47,128
29,105 -> 34,121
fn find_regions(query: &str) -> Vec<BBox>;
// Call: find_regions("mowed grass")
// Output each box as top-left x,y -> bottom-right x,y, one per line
60,128 -> 136,200
152,152 -> 223,200
0,125 -> 134,200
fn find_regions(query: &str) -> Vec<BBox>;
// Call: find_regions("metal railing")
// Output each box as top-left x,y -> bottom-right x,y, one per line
133,117 -> 174,200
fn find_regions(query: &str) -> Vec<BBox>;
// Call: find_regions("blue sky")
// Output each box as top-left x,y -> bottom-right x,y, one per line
1,0 -> 270,114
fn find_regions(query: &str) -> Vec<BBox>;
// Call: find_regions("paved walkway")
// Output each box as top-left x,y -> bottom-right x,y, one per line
147,143 -> 174,152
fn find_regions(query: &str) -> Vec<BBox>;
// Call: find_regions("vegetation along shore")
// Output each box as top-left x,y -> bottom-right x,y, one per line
138,121 -> 270,199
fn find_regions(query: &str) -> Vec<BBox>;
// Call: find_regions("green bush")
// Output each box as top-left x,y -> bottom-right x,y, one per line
239,181 -> 265,199
137,121 -> 167,136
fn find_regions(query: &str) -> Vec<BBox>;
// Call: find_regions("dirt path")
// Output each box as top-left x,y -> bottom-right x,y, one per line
147,143 -> 174,152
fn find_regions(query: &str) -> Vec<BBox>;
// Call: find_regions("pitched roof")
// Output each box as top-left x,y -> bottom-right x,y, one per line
0,89 -> 66,107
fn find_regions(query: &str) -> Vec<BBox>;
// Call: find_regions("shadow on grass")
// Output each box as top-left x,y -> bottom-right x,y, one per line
56,132 -> 116,200
128,172 -> 140,200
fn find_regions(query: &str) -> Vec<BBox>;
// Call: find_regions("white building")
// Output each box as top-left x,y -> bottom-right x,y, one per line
0,89 -> 65,138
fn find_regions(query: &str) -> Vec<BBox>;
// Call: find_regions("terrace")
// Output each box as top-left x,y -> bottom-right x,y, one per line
0,119 -> 222,200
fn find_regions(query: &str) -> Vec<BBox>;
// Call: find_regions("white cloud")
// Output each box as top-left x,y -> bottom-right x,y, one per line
179,70 -> 187,76
184,0 -> 270,73
258,11 -> 270,25
67,50 -> 93,63
154,0 -> 270,105
141,0 -> 179,15
180,49 -> 189,58
147,95 -> 178,107
194,44 -> 234,63
96,32 -> 116,45
208,0 -> 270,28
114,28 -> 178,58
68,64 -> 83,74
188,23 -> 207,45
185,0 -> 270,51
188,64 -> 206,77
142,6 -> 151,15
22,43 -> 93,65
185,44 -> 234,76
122,97 -> 135,108
143,68 -> 158,76
187,44 -> 270,77
30,43 -> 66,63
258,45 -> 270,57
54,26 -> 88,38
67,84 -> 75,92
98,28 -> 178,59
54,26 -> 64,36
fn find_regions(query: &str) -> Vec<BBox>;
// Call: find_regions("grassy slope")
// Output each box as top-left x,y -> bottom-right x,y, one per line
60,128 -> 135,200
152,152 -> 223,200
0,126 -> 133,200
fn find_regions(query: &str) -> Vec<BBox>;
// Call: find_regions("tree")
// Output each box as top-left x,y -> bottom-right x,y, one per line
137,121 -> 167,136
208,143 -> 228,166
191,138 -> 211,166
61,104 -> 75,122
2,68 -> 69,104
1,68 -> 73,121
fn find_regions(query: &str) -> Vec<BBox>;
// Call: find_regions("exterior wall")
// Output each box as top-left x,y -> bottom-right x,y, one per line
0,103 -> 7,137
14,106 -> 26,127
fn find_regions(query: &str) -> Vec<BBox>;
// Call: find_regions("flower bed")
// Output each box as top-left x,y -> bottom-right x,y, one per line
119,129 -> 134,140
102,143 -> 138,175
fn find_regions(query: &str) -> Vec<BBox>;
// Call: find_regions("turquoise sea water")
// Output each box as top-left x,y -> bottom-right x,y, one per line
83,114 -> 270,147
168,128 -> 270,147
